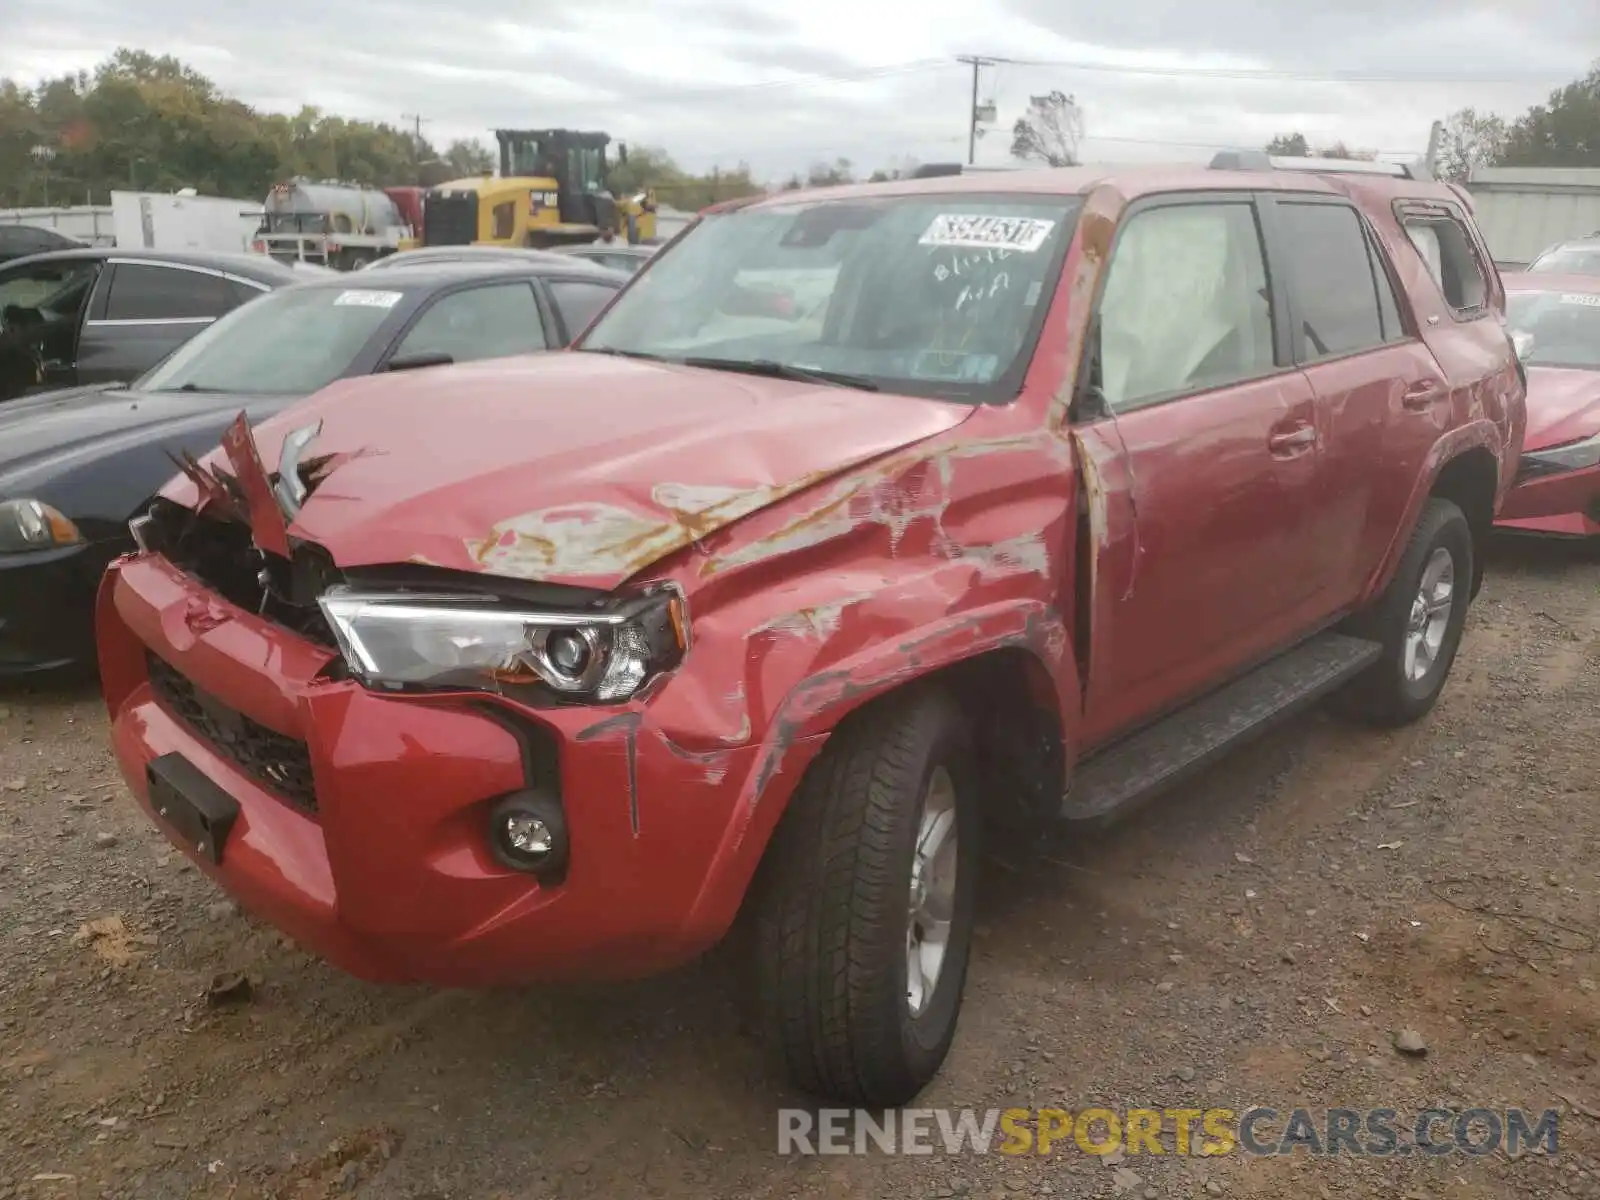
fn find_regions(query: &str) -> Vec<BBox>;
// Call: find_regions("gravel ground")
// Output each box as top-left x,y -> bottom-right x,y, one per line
1,536 -> 1597,1200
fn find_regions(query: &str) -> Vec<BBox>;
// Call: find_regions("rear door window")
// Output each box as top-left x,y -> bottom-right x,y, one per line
392,281 -> 548,364
547,279 -> 621,342
1272,201 -> 1390,361
105,263 -> 234,321
1400,208 -> 1490,316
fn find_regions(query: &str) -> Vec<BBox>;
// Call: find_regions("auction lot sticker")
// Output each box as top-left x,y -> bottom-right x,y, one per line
333,290 -> 404,308
920,214 -> 1057,253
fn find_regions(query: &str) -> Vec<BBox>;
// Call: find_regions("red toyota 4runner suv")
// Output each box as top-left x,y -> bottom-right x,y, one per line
98,152 -> 1525,1106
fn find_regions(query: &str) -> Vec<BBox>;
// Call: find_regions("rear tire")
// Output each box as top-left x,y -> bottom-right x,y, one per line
1334,497 -> 1474,727
754,686 -> 979,1107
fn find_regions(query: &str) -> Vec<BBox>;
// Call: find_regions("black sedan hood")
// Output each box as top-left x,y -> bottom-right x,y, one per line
0,383 -> 299,534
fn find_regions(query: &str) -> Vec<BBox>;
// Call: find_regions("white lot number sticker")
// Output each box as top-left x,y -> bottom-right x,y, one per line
1558,292 -> 1600,307
333,290 -> 403,308
920,214 -> 1057,253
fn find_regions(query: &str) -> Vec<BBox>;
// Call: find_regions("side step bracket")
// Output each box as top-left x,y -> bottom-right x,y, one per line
1061,632 -> 1382,824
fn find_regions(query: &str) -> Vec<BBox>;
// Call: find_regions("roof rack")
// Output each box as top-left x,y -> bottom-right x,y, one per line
907,163 -> 1025,179
1209,150 -> 1431,181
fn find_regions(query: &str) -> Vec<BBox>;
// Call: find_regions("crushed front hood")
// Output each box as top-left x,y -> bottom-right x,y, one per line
165,352 -> 975,589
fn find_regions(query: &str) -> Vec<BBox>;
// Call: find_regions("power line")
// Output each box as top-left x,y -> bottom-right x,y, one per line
981,56 -> 1573,85
481,52 -> 1565,127
611,59 -> 955,105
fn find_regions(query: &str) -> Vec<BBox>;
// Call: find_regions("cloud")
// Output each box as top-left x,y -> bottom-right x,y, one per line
1,0 -> 1592,182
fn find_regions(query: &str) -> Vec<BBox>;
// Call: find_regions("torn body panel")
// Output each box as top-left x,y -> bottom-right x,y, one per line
156,353 -> 977,591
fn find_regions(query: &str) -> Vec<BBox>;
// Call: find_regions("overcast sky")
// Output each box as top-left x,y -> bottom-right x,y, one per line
3,0 -> 1596,183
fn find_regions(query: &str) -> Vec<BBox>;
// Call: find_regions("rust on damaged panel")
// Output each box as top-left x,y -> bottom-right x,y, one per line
461,474 -> 838,584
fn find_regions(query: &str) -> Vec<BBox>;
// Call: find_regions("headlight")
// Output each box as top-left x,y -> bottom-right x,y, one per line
0,499 -> 85,554
317,584 -> 689,702
1521,431 -> 1600,478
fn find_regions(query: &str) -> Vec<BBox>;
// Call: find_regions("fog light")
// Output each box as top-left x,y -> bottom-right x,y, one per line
488,789 -> 568,877
505,813 -> 554,857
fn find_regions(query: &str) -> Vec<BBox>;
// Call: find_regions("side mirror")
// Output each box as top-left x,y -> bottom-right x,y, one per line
1510,330 -> 1533,360
384,351 -> 454,372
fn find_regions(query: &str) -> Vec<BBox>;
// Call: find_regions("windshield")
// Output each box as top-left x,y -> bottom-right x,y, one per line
578,193 -> 1081,402
1506,290 -> 1600,370
137,285 -> 400,394
1527,245 -> 1600,275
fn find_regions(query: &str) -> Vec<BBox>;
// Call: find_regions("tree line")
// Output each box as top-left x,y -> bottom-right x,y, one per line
0,48 -> 766,210
1264,61 -> 1600,181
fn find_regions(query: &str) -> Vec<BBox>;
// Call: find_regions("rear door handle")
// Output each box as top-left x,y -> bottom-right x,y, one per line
1268,425 -> 1317,454
1402,380 -> 1442,409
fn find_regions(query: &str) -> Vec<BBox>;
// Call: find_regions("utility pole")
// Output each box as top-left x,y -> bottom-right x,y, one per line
956,56 -> 1002,165
401,113 -> 429,162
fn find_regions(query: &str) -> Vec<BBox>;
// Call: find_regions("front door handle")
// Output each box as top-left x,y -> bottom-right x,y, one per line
1402,380 -> 1442,410
1268,425 -> 1317,454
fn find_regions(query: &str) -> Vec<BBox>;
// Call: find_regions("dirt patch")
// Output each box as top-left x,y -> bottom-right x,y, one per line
72,915 -> 152,967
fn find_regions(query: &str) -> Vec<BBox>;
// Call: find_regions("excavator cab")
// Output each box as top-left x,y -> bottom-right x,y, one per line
422,129 -> 656,250
500,129 -> 657,245
496,129 -> 617,237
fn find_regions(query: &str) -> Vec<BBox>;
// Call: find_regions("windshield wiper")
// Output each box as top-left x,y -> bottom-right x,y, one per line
580,346 -> 668,363
679,357 -> 880,391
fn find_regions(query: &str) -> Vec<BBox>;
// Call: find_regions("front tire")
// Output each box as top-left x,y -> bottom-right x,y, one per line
1336,496 -> 1474,727
754,687 -> 979,1106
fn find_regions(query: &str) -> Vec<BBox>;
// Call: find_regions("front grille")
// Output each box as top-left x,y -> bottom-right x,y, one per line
147,653 -> 319,815
424,193 -> 478,245
145,502 -> 338,648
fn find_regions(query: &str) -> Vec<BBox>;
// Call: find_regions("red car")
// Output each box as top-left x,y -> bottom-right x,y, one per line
97,154 -> 1524,1106
1495,272 -> 1600,537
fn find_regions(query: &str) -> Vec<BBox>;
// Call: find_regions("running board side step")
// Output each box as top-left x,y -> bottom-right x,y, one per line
1061,632 -> 1382,824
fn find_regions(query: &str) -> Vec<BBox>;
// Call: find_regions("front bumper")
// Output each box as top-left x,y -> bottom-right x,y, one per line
0,540 -> 113,675
1495,460 -> 1600,538
97,551 -> 802,986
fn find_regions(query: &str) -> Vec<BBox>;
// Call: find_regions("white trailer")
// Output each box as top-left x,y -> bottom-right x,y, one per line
110,190 -> 261,254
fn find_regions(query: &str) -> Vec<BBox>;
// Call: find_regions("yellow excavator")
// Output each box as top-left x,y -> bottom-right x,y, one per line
422,129 -> 657,249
